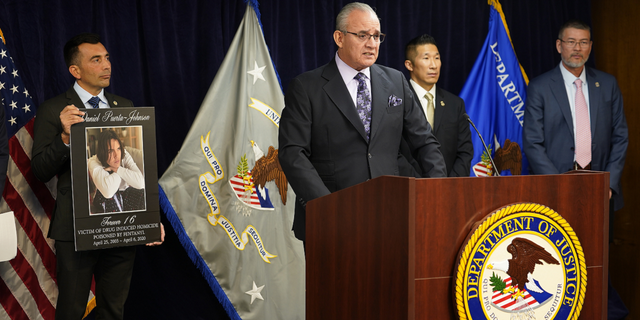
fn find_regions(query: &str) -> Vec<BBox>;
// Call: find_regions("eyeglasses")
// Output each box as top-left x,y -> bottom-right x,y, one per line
343,31 -> 386,43
559,39 -> 591,48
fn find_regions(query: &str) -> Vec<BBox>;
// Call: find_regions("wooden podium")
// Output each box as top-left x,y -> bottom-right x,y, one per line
306,173 -> 609,319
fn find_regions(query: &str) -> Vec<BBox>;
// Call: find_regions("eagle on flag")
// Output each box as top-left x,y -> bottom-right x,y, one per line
250,140 -> 288,205
493,139 -> 523,175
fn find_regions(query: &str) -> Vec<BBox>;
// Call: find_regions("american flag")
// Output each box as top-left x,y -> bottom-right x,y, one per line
0,29 -> 58,319
0,30 -> 96,319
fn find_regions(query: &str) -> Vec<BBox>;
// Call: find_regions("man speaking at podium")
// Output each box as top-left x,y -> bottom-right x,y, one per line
279,2 -> 446,242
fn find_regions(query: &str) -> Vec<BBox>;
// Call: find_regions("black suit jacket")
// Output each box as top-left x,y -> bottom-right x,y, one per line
399,85 -> 473,177
278,59 -> 446,240
31,86 -> 133,241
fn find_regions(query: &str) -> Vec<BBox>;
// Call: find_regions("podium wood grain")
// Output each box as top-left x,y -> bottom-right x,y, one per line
306,173 -> 608,319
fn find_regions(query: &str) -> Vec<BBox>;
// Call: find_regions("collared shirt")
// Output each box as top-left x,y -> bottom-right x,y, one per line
335,52 -> 371,108
73,82 -> 109,109
66,83 -> 110,147
559,62 -> 590,148
409,79 -> 437,119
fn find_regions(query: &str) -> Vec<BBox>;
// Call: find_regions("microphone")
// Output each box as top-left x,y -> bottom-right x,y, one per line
464,113 -> 500,177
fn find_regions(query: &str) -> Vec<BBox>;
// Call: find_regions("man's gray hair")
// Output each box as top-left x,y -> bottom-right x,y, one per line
335,2 -> 379,31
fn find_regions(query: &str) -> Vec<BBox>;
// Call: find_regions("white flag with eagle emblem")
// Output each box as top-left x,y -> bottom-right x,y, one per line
158,1 -> 305,319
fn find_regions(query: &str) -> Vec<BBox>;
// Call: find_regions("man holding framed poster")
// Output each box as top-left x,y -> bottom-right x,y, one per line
31,33 -> 162,320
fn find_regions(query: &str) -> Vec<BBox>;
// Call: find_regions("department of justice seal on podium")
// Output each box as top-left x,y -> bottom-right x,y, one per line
454,203 -> 586,320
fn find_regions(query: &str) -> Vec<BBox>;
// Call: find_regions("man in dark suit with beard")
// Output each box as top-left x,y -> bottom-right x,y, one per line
400,34 -> 473,177
524,20 -> 627,212
278,3 -> 446,242
31,33 -> 162,320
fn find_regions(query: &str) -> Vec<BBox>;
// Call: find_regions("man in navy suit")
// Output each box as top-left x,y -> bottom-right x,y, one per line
523,20 -> 627,211
279,2 -> 446,241
523,20 -> 628,319
400,34 -> 473,177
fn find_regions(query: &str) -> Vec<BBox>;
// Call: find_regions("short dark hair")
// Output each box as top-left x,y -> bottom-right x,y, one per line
405,34 -> 438,61
558,19 -> 591,40
96,130 -> 123,168
63,33 -> 101,68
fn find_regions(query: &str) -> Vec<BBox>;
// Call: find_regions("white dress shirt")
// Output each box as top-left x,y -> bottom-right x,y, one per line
73,82 -> 109,108
409,79 -> 437,121
335,52 -> 372,108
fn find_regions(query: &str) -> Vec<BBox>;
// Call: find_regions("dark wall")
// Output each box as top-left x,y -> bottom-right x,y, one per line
0,1 -> 598,319
592,0 -> 640,318
0,0 -> 593,176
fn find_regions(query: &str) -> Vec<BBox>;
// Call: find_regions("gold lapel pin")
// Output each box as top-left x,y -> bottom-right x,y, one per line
113,100 -> 118,105
440,101 -> 445,107
595,82 -> 600,87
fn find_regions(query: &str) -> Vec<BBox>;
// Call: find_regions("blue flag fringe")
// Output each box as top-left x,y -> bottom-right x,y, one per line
159,184 -> 242,320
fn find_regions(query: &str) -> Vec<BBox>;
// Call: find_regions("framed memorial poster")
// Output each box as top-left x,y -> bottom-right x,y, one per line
70,107 -> 161,251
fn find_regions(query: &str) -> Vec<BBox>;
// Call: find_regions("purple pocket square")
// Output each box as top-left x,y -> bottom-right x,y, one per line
388,95 -> 403,107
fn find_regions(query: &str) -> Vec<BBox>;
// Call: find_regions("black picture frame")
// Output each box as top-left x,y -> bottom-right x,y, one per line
70,107 -> 161,251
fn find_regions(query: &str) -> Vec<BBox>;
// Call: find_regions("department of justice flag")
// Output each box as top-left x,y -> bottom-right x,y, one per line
460,0 -> 529,177
158,2 -> 305,319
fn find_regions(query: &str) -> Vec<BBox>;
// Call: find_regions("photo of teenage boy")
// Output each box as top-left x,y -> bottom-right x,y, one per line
88,129 -> 145,214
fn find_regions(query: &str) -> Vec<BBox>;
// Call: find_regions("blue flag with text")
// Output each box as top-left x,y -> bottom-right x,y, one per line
460,0 -> 529,176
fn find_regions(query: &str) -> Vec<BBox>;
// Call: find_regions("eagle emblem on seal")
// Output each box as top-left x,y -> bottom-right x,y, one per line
487,237 -> 560,313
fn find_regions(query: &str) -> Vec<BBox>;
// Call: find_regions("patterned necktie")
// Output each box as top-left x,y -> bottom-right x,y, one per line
355,73 -> 372,140
425,92 -> 434,128
88,96 -> 100,109
574,79 -> 591,168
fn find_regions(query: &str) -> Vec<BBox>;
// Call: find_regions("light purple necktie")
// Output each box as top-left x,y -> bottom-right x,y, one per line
355,73 -> 372,140
574,79 -> 591,168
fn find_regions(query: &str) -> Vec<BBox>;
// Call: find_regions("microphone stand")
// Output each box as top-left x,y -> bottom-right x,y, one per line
465,114 -> 500,176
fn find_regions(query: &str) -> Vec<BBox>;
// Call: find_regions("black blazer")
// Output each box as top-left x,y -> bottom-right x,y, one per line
279,59 -> 446,240
399,85 -> 473,177
31,86 -> 133,241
